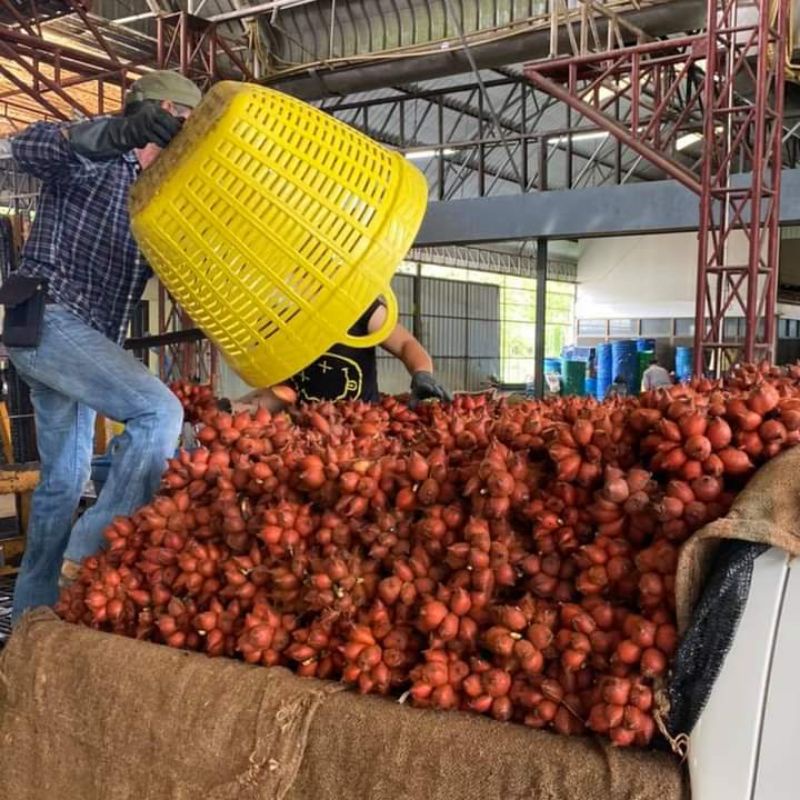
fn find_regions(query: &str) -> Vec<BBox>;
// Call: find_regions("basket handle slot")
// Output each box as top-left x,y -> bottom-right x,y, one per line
339,288 -> 399,349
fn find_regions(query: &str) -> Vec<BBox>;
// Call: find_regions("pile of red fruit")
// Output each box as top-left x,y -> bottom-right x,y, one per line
58,361 -> 800,746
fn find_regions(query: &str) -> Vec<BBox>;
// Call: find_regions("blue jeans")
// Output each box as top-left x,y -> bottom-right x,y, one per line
7,305 -> 183,620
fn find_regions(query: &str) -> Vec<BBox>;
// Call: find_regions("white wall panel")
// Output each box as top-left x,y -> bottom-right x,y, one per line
576,231 -> 749,319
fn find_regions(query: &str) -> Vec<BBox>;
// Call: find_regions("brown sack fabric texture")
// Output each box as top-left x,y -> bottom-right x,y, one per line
0,609 -> 345,800
290,687 -> 686,800
0,609 -> 687,800
674,445 -> 800,632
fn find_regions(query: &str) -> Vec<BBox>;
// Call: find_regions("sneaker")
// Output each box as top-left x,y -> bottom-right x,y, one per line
59,559 -> 81,589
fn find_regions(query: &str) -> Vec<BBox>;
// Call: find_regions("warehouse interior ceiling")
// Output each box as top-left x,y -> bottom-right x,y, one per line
0,0 -> 702,194
1,0 -> 799,234
315,68 -> 670,199
0,0 -> 797,207
259,0 -> 707,97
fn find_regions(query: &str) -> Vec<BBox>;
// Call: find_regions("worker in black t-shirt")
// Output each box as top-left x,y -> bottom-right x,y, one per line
234,299 -> 450,410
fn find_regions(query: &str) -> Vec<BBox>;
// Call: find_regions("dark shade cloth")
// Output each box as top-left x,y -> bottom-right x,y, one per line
665,445 -> 800,741
666,539 -> 767,736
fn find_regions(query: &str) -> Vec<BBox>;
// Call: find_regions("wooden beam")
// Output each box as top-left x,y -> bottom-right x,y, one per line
0,465 -> 39,495
0,401 -> 13,463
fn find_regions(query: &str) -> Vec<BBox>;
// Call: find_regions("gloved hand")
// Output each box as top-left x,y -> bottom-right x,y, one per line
69,102 -> 183,161
216,397 -> 233,414
409,371 -> 452,408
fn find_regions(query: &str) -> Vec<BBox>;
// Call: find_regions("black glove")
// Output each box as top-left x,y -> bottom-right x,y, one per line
69,102 -> 183,161
216,397 -> 233,414
409,371 -> 452,408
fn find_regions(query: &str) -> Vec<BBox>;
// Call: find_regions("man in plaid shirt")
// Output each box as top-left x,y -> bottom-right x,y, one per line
4,72 -> 202,620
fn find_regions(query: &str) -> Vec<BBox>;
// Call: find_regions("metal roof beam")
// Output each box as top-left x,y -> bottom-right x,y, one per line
409,244 -> 577,280
268,0 -> 707,99
414,168 -> 800,244
346,115 -> 522,188
395,81 -> 526,135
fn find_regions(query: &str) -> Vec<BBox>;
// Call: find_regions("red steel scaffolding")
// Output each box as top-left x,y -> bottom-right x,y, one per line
0,8 -> 250,386
154,12 -> 253,386
525,0 -> 787,375
0,1 -> 789,380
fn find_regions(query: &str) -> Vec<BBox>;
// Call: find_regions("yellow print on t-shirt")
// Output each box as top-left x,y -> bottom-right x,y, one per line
296,352 -> 363,402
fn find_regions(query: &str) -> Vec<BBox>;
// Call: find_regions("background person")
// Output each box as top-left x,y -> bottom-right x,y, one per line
1,72 -> 201,620
641,357 -> 673,390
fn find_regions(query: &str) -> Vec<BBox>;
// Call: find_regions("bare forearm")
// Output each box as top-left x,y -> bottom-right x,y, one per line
399,338 -> 433,376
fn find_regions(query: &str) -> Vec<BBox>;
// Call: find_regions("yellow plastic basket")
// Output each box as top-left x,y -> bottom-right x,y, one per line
130,81 -> 428,388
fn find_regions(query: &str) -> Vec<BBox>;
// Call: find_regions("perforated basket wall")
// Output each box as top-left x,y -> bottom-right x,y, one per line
130,82 -> 428,388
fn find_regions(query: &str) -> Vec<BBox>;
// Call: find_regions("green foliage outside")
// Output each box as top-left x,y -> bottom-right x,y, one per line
400,262 -> 576,385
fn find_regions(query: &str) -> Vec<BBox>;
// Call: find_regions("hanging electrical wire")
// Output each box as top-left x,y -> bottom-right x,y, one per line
441,0 -> 523,187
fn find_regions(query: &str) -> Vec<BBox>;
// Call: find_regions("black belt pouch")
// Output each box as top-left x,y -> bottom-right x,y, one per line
0,275 -> 47,347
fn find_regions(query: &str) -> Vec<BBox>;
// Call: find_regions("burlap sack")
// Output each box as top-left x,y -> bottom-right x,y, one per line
0,610 -> 687,800
290,684 -> 686,800
0,609 -> 345,800
674,445 -> 800,632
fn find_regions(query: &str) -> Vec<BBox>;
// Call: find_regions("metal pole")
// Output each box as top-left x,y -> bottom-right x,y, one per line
539,136 -> 548,191
534,238 -> 548,398
412,262 -> 423,342
520,84 -> 529,191
693,0 -> 718,376
437,97 -> 445,200
180,12 -> 190,75
478,91 -> 486,197
156,16 -> 165,68
765,2 -> 787,361
744,0 -> 769,363
464,280 -> 470,391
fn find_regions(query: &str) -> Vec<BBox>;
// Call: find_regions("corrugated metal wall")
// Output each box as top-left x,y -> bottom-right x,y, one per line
218,272 -> 501,400
377,273 -> 501,394
375,274 -> 415,395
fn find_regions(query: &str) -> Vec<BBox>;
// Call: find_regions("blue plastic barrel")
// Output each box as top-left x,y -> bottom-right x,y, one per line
585,377 -> 597,398
543,357 -> 562,375
637,338 -> 656,352
561,346 -> 593,362
675,346 -> 693,381
596,342 -> 613,399
611,340 -> 638,394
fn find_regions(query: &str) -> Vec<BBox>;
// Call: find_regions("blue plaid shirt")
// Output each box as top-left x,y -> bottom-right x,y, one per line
11,122 -> 151,343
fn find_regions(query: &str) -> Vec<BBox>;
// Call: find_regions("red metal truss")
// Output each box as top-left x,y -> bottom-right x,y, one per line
0,21 -> 147,122
0,7 -> 250,127
525,34 -> 707,193
524,0 -> 788,374
694,0 -> 785,373
154,12 -> 248,388
156,12 -> 253,90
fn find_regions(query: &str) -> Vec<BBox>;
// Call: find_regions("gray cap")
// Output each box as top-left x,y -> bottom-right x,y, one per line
125,71 -> 202,109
